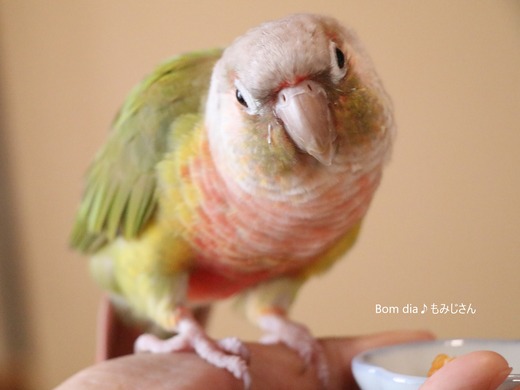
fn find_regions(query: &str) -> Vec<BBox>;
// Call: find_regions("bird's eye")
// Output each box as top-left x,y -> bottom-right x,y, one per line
329,42 -> 348,83
335,47 -> 345,69
234,79 -> 259,114
236,89 -> 248,108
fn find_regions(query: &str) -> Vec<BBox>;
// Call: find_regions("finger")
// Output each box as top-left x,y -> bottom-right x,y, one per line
420,351 -> 512,390
58,343 -> 327,390
55,352 -> 241,390
56,331 -> 436,390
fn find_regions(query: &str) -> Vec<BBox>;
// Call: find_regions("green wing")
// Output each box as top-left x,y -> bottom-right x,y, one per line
70,49 -> 222,253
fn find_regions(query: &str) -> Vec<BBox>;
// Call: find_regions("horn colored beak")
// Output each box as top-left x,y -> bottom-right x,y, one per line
275,80 -> 336,165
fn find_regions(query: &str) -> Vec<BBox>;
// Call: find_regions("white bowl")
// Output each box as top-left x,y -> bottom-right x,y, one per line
352,339 -> 520,390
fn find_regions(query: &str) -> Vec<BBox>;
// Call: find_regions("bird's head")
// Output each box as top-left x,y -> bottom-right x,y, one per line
206,14 -> 393,177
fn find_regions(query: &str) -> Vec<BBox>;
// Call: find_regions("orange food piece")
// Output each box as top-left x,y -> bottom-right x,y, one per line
427,353 -> 455,377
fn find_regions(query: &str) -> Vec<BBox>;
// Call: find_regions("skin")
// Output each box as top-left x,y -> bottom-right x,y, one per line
56,331 -> 513,390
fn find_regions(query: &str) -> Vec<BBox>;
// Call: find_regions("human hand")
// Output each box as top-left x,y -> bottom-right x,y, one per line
421,350 -> 514,390
56,331 -> 513,390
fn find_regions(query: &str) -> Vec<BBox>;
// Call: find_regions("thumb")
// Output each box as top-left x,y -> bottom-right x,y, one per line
420,351 -> 512,390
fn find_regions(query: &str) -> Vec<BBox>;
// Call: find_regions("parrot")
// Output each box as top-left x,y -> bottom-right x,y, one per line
70,13 -> 395,388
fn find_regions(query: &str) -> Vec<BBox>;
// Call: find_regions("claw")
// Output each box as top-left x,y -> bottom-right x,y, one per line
218,337 -> 251,363
258,314 -> 329,387
135,309 -> 251,389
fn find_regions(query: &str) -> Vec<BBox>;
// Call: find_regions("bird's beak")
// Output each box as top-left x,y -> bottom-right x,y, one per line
275,80 -> 336,165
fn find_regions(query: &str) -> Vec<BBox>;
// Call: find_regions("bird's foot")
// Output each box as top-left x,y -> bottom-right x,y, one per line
258,313 -> 329,387
135,309 -> 251,388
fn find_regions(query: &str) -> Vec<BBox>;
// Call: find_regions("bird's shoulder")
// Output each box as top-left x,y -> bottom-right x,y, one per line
70,49 -> 222,254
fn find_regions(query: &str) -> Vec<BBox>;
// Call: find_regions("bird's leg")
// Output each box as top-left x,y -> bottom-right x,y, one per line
258,312 -> 329,387
240,277 -> 330,387
134,306 -> 251,388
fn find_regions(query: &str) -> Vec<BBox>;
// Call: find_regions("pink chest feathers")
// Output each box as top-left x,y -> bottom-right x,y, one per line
181,150 -> 382,281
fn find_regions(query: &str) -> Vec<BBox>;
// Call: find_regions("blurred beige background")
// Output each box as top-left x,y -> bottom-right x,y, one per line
0,1 -> 518,388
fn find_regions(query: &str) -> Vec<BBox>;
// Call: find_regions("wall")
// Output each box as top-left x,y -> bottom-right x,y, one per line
0,1 -> 518,388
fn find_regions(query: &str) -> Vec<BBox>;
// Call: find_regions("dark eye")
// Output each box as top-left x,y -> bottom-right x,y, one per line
335,47 -> 345,69
236,89 -> 248,108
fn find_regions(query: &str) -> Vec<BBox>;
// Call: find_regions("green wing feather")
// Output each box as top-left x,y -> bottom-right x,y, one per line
70,49 -> 222,253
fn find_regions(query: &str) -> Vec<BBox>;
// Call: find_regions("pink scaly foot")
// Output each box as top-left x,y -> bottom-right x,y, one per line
134,307 -> 251,388
258,313 -> 329,387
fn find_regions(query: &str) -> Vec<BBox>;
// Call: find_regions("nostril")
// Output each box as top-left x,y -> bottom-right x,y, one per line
281,93 -> 287,102
306,83 -> 313,92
